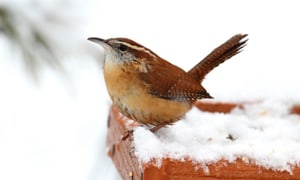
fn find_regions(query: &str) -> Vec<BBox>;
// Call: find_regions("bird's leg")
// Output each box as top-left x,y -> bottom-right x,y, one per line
150,123 -> 169,133
121,123 -> 168,141
120,129 -> 134,141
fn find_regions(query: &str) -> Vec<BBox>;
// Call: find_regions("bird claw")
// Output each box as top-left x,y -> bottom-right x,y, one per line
120,130 -> 134,141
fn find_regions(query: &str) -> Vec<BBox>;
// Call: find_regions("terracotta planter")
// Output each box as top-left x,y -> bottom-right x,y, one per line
106,101 -> 300,180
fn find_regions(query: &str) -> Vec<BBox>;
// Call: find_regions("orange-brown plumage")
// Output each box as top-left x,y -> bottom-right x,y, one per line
188,34 -> 248,82
88,34 -> 248,129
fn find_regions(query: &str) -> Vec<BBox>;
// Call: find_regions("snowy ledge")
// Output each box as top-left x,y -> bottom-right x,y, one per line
134,100 -> 300,173
107,99 -> 300,179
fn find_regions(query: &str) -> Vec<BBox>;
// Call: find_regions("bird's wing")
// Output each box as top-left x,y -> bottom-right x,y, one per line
139,59 -> 212,101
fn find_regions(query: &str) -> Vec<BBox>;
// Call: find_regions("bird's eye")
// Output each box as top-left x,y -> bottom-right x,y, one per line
119,44 -> 128,52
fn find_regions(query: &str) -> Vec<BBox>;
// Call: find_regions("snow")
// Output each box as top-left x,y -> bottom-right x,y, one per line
134,100 -> 300,173
0,53 -> 119,180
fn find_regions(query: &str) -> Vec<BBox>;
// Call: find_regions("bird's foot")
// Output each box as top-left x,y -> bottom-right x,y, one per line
120,130 -> 134,141
150,123 -> 168,133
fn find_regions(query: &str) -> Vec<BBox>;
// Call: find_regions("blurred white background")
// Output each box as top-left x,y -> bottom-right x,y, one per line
0,0 -> 299,180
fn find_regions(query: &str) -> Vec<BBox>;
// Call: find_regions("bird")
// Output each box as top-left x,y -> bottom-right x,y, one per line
88,34 -> 248,132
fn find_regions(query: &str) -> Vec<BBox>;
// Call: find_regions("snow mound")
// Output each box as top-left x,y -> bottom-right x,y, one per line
133,100 -> 300,173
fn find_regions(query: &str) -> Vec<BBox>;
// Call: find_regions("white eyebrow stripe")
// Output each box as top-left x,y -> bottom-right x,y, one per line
120,42 -> 156,58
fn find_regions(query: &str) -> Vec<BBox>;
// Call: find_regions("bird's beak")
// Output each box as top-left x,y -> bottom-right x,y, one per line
87,37 -> 112,52
87,37 -> 106,45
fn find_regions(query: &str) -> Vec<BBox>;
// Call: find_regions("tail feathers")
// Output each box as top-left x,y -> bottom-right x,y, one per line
188,34 -> 248,83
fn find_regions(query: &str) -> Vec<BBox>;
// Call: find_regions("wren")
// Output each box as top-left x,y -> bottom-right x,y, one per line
88,34 -> 248,131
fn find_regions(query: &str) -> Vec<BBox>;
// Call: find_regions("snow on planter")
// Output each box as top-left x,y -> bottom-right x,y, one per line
107,100 -> 300,179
